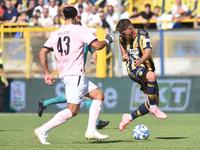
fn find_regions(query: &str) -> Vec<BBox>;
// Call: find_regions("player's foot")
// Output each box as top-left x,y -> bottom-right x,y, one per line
34,128 -> 50,144
97,120 -> 109,129
119,114 -> 131,131
38,99 -> 46,117
85,130 -> 108,141
149,106 -> 167,119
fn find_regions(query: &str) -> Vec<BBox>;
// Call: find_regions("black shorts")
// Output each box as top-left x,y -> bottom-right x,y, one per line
126,64 -> 159,95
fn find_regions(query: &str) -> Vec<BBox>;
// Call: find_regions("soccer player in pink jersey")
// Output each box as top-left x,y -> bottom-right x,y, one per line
34,6 -> 114,144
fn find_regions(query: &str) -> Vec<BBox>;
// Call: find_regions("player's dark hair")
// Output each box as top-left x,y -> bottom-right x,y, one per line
145,4 -> 150,8
116,19 -> 133,32
132,7 -> 137,12
62,6 -> 77,20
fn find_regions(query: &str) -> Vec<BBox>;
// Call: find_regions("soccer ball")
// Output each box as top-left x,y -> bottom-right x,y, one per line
133,124 -> 149,140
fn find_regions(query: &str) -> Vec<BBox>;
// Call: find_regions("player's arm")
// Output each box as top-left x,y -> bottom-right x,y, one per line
39,47 -> 56,85
119,41 -> 129,62
0,67 -> 9,87
90,51 -> 97,65
90,34 -> 114,50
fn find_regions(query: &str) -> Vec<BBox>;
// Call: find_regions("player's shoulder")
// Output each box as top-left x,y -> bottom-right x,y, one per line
138,29 -> 149,36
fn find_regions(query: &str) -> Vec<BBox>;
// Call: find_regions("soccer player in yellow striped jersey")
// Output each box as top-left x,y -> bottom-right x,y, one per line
116,19 -> 167,131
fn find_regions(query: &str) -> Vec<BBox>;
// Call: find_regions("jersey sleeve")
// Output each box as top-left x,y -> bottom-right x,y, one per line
88,46 -> 95,53
142,32 -> 152,50
43,34 -> 54,51
79,27 -> 97,46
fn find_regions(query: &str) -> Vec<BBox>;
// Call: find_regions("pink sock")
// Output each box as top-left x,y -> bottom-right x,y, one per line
39,108 -> 73,134
86,100 -> 103,133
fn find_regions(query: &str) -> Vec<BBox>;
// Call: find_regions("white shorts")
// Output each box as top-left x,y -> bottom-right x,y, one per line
61,76 -> 97,104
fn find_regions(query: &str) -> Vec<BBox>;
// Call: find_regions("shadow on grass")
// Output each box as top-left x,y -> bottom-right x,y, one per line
156,137 -> 188,140
0,129 -> 24,132
72,140 -> 134,144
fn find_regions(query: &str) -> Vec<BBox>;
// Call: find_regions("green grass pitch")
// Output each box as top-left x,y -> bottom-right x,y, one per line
0,113 -> 200,150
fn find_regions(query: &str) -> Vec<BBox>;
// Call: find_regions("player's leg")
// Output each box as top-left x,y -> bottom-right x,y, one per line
34,103 -> 78,144
144,71 -> 167,119
34,76 -> 83,144
84,78 -> 108,140
119,66 -> 149,131
84,96 -> 109,129
38,95 -> 66,117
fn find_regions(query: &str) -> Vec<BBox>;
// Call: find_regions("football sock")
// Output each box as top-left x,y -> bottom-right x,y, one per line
147,81 -> 157,110
39,108 -> 73,134
43,95 -> 66,107
85,98 -> 100,126
130,101 -> 150,120
86,100 -> 102,133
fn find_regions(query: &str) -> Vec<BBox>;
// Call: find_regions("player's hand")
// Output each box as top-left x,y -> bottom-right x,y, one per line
45,73 -> 56,86
104,34 -> 114,44
133,60 -> 141,67
122,54 -> 129,62
90,59 -> 96,65
5,81 -> 9,88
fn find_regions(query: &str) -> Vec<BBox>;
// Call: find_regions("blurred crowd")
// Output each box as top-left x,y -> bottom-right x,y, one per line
0,0 -> 199,33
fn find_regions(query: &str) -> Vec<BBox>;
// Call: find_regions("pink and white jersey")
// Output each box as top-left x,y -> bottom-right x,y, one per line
43,24 -> 97,78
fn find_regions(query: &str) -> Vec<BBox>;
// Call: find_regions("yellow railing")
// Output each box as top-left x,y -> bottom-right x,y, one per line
0,23 -> 113,78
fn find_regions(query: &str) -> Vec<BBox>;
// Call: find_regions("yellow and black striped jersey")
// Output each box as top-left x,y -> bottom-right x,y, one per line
119,29 -> 155,72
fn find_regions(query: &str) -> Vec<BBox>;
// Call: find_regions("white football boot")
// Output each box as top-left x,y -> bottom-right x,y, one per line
85,130 -> 108,141
34,128 -> 50,144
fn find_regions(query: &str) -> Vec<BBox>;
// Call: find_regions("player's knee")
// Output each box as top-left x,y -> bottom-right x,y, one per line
146,71 -> 156,82
96,92 -> 104,101
71,109 -> 79,116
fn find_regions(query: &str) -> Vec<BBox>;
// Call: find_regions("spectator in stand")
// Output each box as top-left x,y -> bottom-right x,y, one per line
11,0 -> 20,8
32,0 -> 44,17
29,15 -> 42,28
81,4 -> 90,26
24,0 -> 35,20
35,9 -> 41,18
193,13 -> 200,29
51,15 -> 61,28
49,0 -> 58,19
74,0 -> 87,13
139,4 -> 154,29
17,0 -> 28,13
99,11 -> 110,35
0,0 -> 6,9
5,0 -> 18,23
106,5 -> 118,32
129,7 -> 146,29
85,5 -> 100,34
171,0 -> 191,28
77,3 -> 83,17
148,6 -> 161,29
38,8 -> 53,27
121,4 -> 129,19
16,11 -> 27,23
0,8 -> 9,24
150,6 -> 160,20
